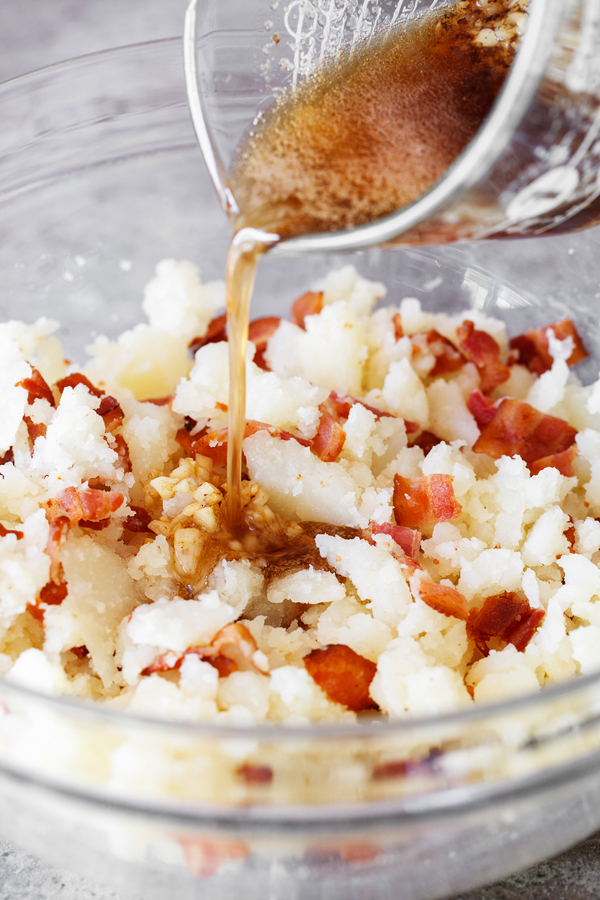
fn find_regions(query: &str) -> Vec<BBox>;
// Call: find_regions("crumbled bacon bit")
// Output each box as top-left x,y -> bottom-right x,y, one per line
529,445 -> 577,478
237,764 -> 273,784
467,592 -> 545,656
39,580 -> 68,606
46,516 -> 70,583
392,312 -> 404,340
412,430 -> 443,455
372,748 -> 442,780
312,409 -> 346,462
27,602 -> 45,624
98,395 -> 125,433
393,474 -> 461,530
177,836 -> 249,879
304,644 -> 377,712
112,434 -> 133,473
189,313 -> 227,357
23,416 -> 46,448
56,373 -> 104,398
509,319 -> 588,375
44,486 -> 124,525
413,330 -> 465,377
370,522 -> 421,560
457,320 -> 510,393
0,449 -> 14,466
17,368 -> 56,407
248,316 -> 282,370
145,395 -> 174,407
328,390 -> 395,422
473,398 -> 577,467
79,518 -> 112,531
291,290 -> 324,328
418,579 -> 468,620
142,623 -> 267,679
123,506 -> 153,533
69,645 -> 89,659
467,389 -> 499,429
181,420 -> 310,468
0,523 -> 24,540
309,841 -> 380,864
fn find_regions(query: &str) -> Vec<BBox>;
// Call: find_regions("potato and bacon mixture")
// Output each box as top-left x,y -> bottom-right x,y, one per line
1,259 -> 600,724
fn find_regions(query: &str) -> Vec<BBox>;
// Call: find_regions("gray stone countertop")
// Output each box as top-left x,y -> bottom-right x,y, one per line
1,1 -> 599,898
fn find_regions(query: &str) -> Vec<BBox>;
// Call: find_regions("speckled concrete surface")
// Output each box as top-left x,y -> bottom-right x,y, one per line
1,2 -> 599,898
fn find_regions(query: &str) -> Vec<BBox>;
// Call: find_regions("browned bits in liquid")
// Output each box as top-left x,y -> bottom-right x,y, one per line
230,1 -> 516,239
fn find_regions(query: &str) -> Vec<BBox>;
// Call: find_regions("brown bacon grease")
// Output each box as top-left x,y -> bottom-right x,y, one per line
467,592 -> 545,657
418,580 -> 469,621
304,644 -> 377,712
472,397 -> 577,468
457,320 -> 510,393
510,319 -> 588,376
393,473 -> 461,530
291,291 -> 324,328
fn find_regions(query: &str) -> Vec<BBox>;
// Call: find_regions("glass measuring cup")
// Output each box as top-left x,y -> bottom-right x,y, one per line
184,0 -> 600,253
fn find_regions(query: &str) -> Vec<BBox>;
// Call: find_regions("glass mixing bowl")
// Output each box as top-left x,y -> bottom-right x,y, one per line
2,39 -> 600,900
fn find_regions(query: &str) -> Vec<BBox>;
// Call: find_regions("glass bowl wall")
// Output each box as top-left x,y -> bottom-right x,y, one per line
2,40 -> 600,900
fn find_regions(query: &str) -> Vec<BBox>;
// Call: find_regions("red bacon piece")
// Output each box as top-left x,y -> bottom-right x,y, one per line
312,409 -> 346,462
328,390 -> 396,423
123,505 -> 153,533
46,516 -> 70,584
291,291 -> 324,328
177,836 -> 249,879
142,623 -> 266,678
467,389 -> 499,430
304,644 -> 377,712
467,592 -> 545,656
413,330 -> 465,378
79,518 -> 111,531
0,523 -> 23,540
17,368 -> 56,407
56,373 -> 104,399
145,394 -> 174,407
39,581 -> 69,605
44,486 -> 124,525
98,395 -> 125,433
179,421 -> 310,467
0,449 -> 14,466
112,434 -> 133,473
529,445 -> 577,478
248,316 -> 282,370
393,474 -> 461,530
457,320 -> 510,394
370,522 -> 421,560
189,313 -> 228,357
510,319 -> 588,375
473,398 -> 577,467
23,416 -> 46,449
392,313 -> 404,340
412,430 -> 443,456
418,580 -> 468,621
237,764 -> 273,785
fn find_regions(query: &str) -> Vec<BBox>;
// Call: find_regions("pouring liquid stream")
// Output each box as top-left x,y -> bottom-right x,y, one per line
224,0 -> 520,532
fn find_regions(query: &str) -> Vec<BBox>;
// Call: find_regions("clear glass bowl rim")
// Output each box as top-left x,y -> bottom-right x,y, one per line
0,39 -> 598,743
